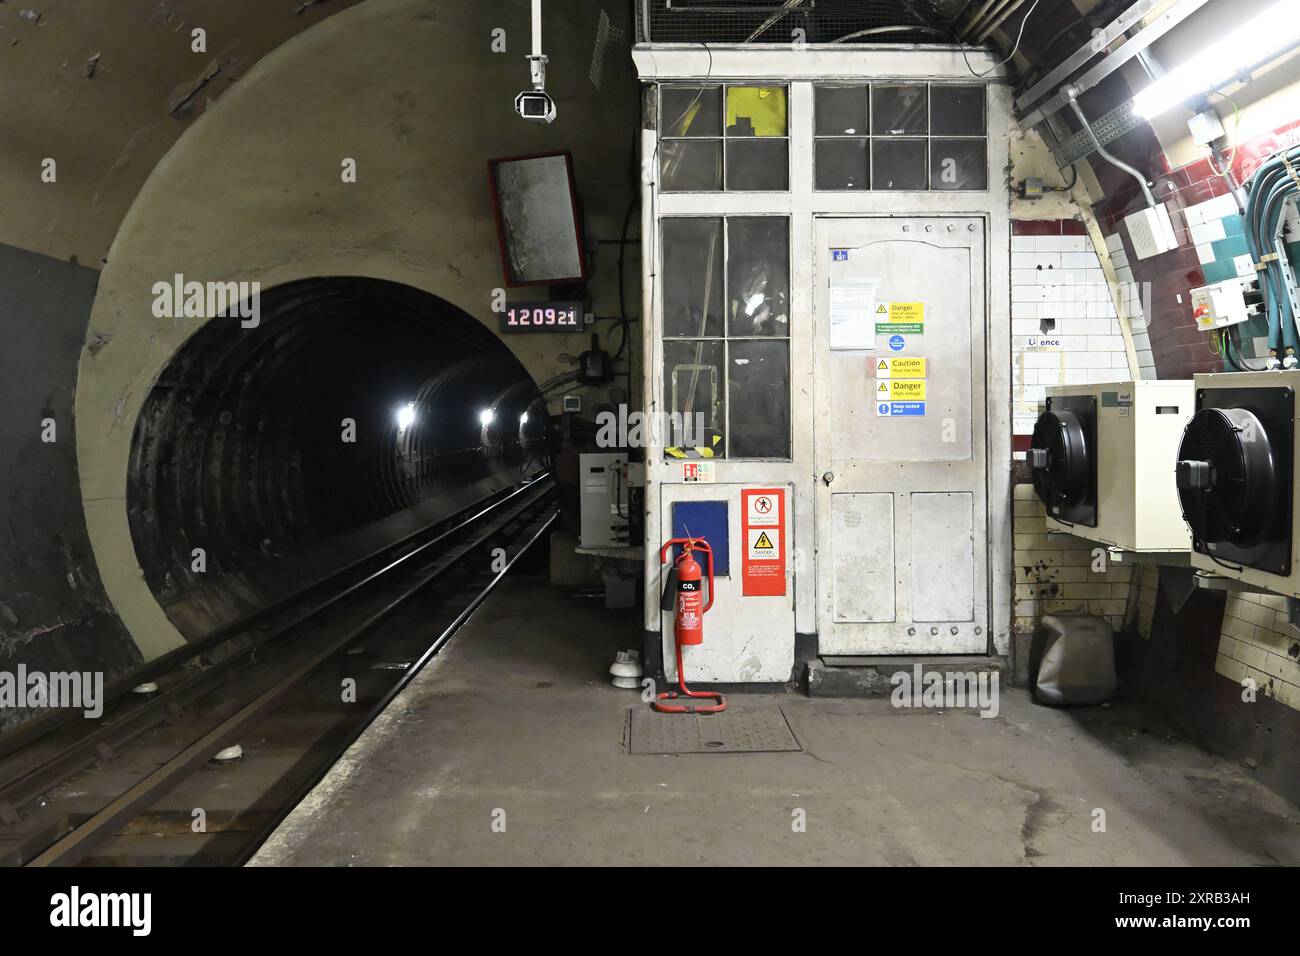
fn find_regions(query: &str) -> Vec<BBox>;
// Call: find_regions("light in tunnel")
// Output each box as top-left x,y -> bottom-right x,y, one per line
479,408 -> 495,427
519,411 -> 530,424
396,403 -> 416,430
1131,1 -> 1300,120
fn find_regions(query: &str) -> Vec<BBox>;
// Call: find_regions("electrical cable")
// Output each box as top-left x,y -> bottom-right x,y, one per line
1227,327 -> 1269,371
957,0 -> 1042,78
1207,91 -> 1241,179
1244,145 -> 1300,357
832,25 -> 949,42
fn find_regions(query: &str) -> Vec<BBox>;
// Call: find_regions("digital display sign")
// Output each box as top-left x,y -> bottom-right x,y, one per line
499,301 -> 584,333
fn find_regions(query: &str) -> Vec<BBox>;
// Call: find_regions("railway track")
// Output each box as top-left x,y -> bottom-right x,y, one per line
0,476 -> 557,866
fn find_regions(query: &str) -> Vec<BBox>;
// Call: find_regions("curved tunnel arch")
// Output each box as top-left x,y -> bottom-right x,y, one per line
126,277 -> 547,639
74,0 -> 630,660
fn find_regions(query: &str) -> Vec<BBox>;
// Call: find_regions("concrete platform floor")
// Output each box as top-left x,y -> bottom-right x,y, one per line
251,576 -> 1300,866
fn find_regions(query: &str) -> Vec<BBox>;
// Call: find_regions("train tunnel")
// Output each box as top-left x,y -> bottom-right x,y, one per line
125,277 -> 548,639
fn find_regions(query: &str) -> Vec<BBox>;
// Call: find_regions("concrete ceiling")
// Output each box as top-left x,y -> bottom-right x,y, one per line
0,0 -> 1115,269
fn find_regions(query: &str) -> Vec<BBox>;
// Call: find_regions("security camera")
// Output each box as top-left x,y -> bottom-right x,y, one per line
515,89 -> 556,124
515,3 -> 555,123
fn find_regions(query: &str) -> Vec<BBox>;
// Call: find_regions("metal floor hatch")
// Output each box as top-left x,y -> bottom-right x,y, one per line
625,707 -> 802,755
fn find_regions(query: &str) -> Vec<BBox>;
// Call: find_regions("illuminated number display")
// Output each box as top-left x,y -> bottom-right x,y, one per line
499,301 -> 584,333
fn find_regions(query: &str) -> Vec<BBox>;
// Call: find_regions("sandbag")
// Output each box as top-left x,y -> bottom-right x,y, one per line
1033,614 -> 1116,706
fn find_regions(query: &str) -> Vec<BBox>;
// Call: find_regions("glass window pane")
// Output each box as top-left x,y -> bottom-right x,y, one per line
729,340 -> 790,459
931,139 -> 987,190
727,218 -> 790,337
873,139 -> 928,190
815,85 -> 868,136
662,86 -> 722,137
726,139 -> 788,190
726,86 -> 787,137
815,139 -> 869,190
662,218 -> 724,337
931,85 -> 985,135
660,140 -> 722,192
872,84 -> 928,135
664,340 -> 725,455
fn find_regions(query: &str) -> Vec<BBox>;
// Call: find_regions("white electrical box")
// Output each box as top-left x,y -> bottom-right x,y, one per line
1124,203 -> 1179,260
1032,380 -> 1194,552
1188,109 -> 1225,147
1191,277 -> 1258,331
579,452 -> 630,548
1179,371 -> 1300,598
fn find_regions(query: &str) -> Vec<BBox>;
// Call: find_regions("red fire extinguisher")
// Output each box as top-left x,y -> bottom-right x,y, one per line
655,537 -> 726,714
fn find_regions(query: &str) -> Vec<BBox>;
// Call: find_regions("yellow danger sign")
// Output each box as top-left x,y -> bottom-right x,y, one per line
883,379 -> 926,400
747,527 -> 780,561
887,302 -> 924,323
875,357 -> 926,379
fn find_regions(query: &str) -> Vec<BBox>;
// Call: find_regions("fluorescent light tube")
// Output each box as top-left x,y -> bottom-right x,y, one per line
1132,0 -> 1300,120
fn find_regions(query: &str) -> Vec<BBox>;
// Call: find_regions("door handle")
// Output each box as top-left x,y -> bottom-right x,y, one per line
822,471 -> 835,485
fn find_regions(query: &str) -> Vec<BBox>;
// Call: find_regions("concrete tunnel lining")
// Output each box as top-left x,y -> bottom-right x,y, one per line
126,276 -> 545,642
74,0 -> 634,659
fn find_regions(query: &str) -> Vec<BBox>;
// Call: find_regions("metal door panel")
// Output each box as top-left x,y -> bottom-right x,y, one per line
910,492 -> 975,622
814,216 -> 988,655
831,492 -> 895,623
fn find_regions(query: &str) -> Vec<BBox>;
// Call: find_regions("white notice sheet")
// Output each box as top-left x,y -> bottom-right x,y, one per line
829,277 -> 877,351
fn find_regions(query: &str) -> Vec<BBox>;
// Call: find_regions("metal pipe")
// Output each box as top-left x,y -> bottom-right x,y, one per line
974,0 -> 1030,46
1064,85 -> 1157,208
960,0 -> 1003,39
1016,0 -> 1167,114
1021,0 -> 1214,127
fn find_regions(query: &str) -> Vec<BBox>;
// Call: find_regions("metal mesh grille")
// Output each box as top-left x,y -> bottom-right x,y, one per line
636,0 -> 960,45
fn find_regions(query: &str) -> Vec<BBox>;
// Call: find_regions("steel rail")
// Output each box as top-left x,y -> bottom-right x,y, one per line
0,474 -> 548,762
26,498 -> 556,867
234,509 -> 558,864
0,478 -> 552,821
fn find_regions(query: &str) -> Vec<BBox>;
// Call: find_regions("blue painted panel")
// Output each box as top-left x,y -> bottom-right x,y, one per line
672,500 -> 729,575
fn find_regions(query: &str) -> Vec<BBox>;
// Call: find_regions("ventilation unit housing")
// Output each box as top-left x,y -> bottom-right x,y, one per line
1031,380 -> 1194,552
1177,371 -> 1297,593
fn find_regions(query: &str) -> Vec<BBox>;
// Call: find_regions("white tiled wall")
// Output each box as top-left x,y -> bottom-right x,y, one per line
1013,483 -> 1133,634
1215,592 -> 1300,712
1102,230 -> 1156,380
1011,231 -> 1136,446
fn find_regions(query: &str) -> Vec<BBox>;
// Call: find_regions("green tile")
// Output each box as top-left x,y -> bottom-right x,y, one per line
1221,213 -> 1245,237
1203,259 -> 1237,283
1211,235 -> 1249,260
1240,314 -> 1270,353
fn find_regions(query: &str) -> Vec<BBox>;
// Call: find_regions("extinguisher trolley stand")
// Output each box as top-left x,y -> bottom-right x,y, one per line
656,537 -> 726,714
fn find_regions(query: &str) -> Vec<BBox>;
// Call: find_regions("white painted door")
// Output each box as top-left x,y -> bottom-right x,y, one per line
814,216 -> 988,655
